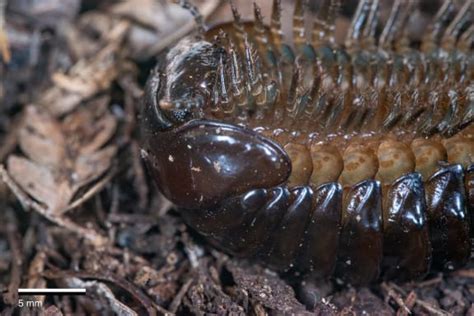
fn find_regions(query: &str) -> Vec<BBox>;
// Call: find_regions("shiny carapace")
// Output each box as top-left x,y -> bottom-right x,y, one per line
141,0 -> 474,284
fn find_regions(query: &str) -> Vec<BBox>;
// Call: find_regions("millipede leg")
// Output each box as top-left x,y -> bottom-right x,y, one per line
270,0 -> 283,48
421,0 -> 455,52
345,0 -> 372,49
293,0 -> 306,49
441,0 -> 473,51
457,24 -> 474,53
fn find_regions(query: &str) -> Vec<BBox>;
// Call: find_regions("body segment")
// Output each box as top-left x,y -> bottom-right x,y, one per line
141,0 -> 474,284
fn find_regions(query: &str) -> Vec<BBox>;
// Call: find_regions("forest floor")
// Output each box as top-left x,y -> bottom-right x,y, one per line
1,0 -> 473,315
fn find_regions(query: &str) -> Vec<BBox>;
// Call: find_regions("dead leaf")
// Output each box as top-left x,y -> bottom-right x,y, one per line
74,146 -> 117,188
18,106 -> 65,168
38,21 -> 130,116
6,99 -> 117,215
62,95 -> 117,155
7,156 -> 72,212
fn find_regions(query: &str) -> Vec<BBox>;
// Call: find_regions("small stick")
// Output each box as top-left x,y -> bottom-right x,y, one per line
168,277 -> 194,313
0,0 -> 10,63
389,282 -> 450,316
0,165 -> 109,247
43,269 -> 170,315
415,274 -> 443,287
63,167 -> 116,213
381,282 -> 411,315
4,210 -> 23,305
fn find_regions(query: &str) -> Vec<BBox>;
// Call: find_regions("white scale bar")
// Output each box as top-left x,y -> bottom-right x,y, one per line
18,288 -> 86,294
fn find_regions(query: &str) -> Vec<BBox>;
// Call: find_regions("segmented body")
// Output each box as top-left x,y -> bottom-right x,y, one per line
141,0 -> 474,284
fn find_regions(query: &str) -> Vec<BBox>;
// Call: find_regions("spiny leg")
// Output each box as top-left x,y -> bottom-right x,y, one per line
361,0 -> 380,49
441,0 -> 473,51
379,0 -> 405,50
253,2 -> 271,55
212,50 -> 234,116
393,0 -> 416,52
230,0 -> 246,45
421,0 -> 455,52
325,0 -> 341,44
293,0 -> 307,49
345,0 -> 372,50
457,24 -> 474,53
228,38 -> 248,115
271,0 -> 283,48
243,34 -> 267,112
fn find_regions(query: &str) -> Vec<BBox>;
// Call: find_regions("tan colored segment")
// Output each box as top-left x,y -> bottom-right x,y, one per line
309,144 -> 344,187
259,129 -> 275,141
339,144 -> 379,187
411,138 -> 447,180
460,124 -> 474,140
376,140 -> 415,184
442,136 -> 474,168
284,142 -> 313,187
274,130 -> 291,146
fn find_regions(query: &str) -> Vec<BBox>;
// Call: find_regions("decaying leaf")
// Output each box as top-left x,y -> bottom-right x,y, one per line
6,98 -> 117,216
17,106 -> 66,168
38,21 -> 130,116
7,156 -> 72,213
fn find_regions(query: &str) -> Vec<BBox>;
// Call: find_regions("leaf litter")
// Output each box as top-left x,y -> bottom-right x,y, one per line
1,0 -> 474,315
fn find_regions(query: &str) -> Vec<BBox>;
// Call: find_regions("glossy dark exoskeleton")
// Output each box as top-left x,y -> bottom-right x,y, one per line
141,0 -> 474,285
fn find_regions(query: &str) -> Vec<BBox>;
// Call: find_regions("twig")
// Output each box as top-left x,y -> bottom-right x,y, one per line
168,277 -> 194,313
401,291 -> 417,316
0,164 -> 44,212
66,277 -> 138,316
0,0 -> 10,63
381,282 -> 411,315
415,274 -> 443,288
107,213 -> 154,224
43,269 -> 172,315
4,210 -> 23,305
389,282 -> 451,316
26,250 -> 47,303
63,167 -> 116,213
0,165 -> 109,247
414,299 -> 451,316
451,269 -> 474,279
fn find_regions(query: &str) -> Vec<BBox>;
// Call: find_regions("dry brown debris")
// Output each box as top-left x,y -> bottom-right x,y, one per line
1,99 -> 117,246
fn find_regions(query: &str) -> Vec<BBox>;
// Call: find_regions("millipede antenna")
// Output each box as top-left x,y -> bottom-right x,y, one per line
173,0 -> 206,37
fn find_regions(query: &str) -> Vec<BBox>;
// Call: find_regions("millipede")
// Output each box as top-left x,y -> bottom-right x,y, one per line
140,0 -> 474,285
